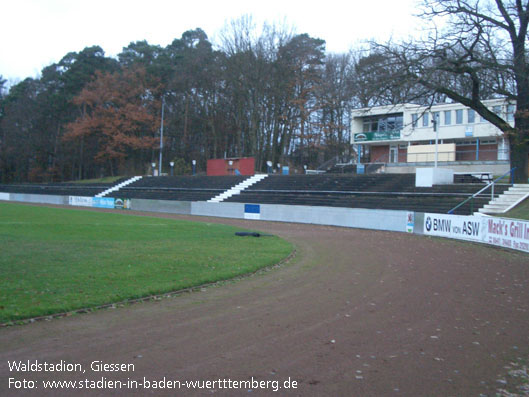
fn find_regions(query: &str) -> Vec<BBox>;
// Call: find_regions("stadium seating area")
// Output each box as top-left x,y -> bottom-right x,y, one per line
104,176 -> 248,202
0,180 -> 126,198
223,174 -> 510,215
0,174 -> 510,215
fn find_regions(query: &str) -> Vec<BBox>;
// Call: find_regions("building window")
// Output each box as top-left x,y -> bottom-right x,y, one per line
362,114 -> 403,132
498,138 -> 509,160
412,113 -> 418,128
456,140 -> 477,146
468,109 -> 475,123
363,119 -> 377,132
422,113 -> 429,127
493,105 -> 502,116
507,104 -> 515,121
444,110 -> 451,125
456,109 -> 463,124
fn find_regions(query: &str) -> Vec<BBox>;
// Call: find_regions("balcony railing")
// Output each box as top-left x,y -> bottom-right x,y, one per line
363,149 -> 509,164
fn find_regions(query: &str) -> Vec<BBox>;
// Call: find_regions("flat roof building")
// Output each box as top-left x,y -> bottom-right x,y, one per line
351,99 -> 515,175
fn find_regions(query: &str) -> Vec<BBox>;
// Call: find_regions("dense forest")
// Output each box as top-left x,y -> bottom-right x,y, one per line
1,1 -> 528,183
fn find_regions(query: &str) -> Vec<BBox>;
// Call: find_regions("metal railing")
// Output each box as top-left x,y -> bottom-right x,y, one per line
447,168 -> 515,214
360,149 -> 509,165
365,152 -> 390,174
407,148 -> 509,163
316,156 -> 339,171
317,155 -> 354,171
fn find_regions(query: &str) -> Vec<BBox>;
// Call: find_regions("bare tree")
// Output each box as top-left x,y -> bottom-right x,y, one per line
373,0 -> 529,182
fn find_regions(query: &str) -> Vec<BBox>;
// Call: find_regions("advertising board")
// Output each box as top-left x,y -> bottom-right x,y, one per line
69,196 -> 93,207
353,130 -> 400,142
114,198 -> 131,210
485,217 -> 529,253
423,213 -> 529,254
423,213 -> 482,242
92,197 -> 115,209
244,204 -> 261,220
406,212 -> 414,233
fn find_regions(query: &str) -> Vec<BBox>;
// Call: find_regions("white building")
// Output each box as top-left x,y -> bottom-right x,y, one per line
350,99 -> 515,175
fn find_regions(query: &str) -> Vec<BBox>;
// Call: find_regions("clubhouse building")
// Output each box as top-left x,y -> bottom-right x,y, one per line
351,99 -> 515,175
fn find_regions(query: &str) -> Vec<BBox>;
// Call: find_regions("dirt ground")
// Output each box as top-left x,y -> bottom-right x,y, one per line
1,207 -> 528,396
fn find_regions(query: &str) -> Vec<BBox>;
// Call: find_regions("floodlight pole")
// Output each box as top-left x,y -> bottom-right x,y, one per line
159,95 -> 165,176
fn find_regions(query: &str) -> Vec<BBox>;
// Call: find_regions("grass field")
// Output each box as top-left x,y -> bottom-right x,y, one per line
503,198 -> 529,220
69,176 -> 124,184
0,203 -> 293,323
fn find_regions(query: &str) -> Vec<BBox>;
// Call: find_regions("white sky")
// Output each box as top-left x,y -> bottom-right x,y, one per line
1,0 -> 422,84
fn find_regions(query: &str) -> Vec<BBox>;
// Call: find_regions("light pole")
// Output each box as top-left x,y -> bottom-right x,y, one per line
170,161 -> 174,176
159,95 -> 165,176
431,112 -> 439,168
151,162 -> 156,176
192,160 -> 196,175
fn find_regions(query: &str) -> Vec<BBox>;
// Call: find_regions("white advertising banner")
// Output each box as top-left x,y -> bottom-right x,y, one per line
423,213 -> 483,242
485,217 -> 529,253
424,213 -> 529,254
0,192 -> 9,201
68,196 -> 93,207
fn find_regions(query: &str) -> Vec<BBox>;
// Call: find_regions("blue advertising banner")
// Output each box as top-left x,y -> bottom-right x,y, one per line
92,197 -> 115,209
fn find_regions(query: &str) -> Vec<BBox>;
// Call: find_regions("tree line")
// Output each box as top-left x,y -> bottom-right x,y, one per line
1,1 -> 527,183
0,21 -> 366,182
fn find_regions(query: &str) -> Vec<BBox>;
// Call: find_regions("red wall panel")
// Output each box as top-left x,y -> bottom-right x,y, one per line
207,158 -> 255,176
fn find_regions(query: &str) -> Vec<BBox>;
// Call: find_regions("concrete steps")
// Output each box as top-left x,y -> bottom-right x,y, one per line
95,176 -> 142,197
478,184 -> 529,214
207,174 -> 268,203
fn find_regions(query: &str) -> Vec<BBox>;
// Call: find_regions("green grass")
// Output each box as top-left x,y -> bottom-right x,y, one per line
502,198 -> 529,220
0,203 -> 293,323
68,176 -> 124,184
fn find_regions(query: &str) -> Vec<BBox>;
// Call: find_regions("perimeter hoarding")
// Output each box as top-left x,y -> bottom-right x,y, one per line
68,196 -> 131,210
423,213 -> 529,253
69,196 -> 93,207
423,213 -> 482,242
485,217 -> 529,252
92,197 -> 115,208
244,204 -> 261,220
114,198 -> 131,210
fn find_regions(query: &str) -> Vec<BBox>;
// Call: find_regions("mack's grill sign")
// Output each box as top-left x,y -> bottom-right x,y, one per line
424,214 -> 482,242
486,218 -> 529,251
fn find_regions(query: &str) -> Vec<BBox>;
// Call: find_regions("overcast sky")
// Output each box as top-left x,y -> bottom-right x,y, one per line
1,0 -> 421,84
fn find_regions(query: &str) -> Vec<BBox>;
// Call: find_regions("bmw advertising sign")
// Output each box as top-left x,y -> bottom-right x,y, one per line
423,213 -> 482,242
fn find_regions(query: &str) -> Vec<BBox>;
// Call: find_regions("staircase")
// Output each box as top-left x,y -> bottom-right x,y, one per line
478,184 -> 529,215
95,176 -> 142,197
208,174 -> 268,203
